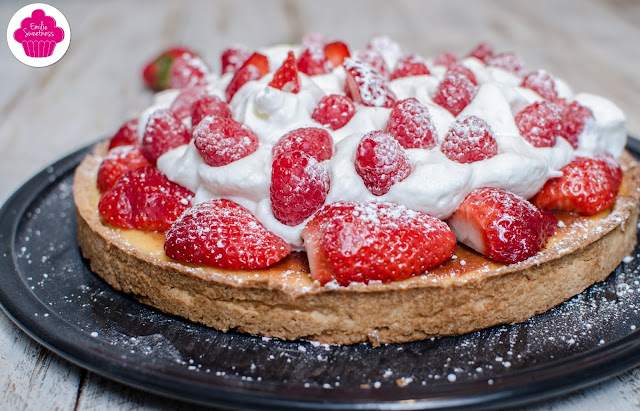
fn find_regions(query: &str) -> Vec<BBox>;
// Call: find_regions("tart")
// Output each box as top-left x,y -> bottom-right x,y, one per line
75,37 -> 640,345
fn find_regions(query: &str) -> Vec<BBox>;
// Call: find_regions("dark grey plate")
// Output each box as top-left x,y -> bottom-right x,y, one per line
2,140 -> 640,410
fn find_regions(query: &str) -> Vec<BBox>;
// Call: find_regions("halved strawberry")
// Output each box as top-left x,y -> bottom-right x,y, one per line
521,70 -> 558,101
390,54 -> 430,80
109,119 -> 139,149
385,98 -> 437,149
221,46 -> 251,74
323,41 -> 350,67
192,116 -> 258,166
269,51 -> 300,93
164,199 -> 291,269
167,54 -> 209,89
432,71 -> 476,116
467,42 -> 493,63
141,109 -> 190,164
272,127 -> 333,162
344,58 -> 396,108
142,46 -> 197,91
297,47 -> 332,76
225,52 -> 269,102
515,100 -> 562,148
448,187 -> 557,264
311,94 -> 356,130
441,116 -> 498,163
355,131 -> 411,196
531,155 -> 622,216
302,201 -> 456,286
97,145 -> 152,193
98,167 -> 193,231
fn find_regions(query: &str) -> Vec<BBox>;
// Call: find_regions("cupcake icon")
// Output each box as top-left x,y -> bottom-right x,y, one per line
13,9 -> 65,58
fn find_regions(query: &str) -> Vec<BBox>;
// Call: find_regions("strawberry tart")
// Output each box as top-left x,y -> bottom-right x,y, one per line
74,36 -> 640,345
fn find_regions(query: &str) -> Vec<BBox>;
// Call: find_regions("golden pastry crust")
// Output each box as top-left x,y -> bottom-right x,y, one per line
74,142 -> 640,345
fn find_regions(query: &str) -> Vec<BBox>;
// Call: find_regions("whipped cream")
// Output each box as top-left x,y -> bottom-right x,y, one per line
149,42 -> 627,249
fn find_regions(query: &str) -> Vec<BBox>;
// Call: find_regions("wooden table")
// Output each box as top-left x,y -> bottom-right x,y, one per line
1,0 -> 639,409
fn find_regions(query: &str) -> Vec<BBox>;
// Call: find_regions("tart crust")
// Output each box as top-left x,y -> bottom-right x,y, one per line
74,142 -> 640,345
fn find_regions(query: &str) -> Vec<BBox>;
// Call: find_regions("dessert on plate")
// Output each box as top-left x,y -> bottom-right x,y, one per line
74,35 -> 640,345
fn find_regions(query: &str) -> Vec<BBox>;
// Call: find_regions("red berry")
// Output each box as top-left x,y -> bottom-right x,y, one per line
441,116 -> 498,163
270,150 -> 330,226
221,46 -> 250,74
97,145 -> 152,193
531,155 -> 622,216
225,52 -> 269,102
190,95 -> 233,127
297,47 -> 332,76
356,49 -> 390,79
467,42 -> 493,63
556,99 -> 594,149
355,131 -> 411,196
344,58 -> 396,108
167,54 -> 209,89
272,127 -> 333,162
447,62 -> 478,86
109,119 -> 139,149
302,32 -> 329,49
390,54 -> 430,80
169,86 -> 206,121
433,51 -> 457,67
193,116 -> 258,166
324,41 -> 350,67
98,167 -> 193,231
164,199 -> 291,269
521,70 -> 558,101
141,109 -> 190,164
448,187 -> 557,264
385,98 -> 437,149
242,52 -> 270,75
302,201 -> 456,286
432,71 -> 476,116
488,52 -> 525,76
515,100 -> 562,148
311,94 -> 356,130
268,51 -> 300,93
142,47 -> 197,91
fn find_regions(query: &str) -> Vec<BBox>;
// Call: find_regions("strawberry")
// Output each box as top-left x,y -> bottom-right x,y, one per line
169,86 -> 207,121
269,51 -> 300,93
272,127 -> 333,162
390,54 -> 430,80
447,62 -> 478,86
302,201 -> 456,286
190,95 -> 233,127
515,100 -> 562,148
167,54 -> 209,89
270,150 -> 330,226
441,116 -> 498,163
344,58 -> 396,108
97,145 -> 152,193
297,47 -> 332,76
98,167 -> 193,231
448,187 -> 557,264
556,99 -> 594,149
385,98 -> 437,149
433,51 -> 457,67
467,42 -> 493,63
142,46 -> 197,91
323,41 -> 350,67
193,116 -> 258,166
164,199 -> 291,269
221,46 -> 251,74
225,52 -> 269,102
531,155 -> 622,216
488,52 -> 525,76
355,131 -> 411,196
109,119 -> 139,149
356,49 -> 390,79
311,94 -> 356,130
432,71 -> 476,116
521,70 -> 558,101
141,109 -> 190,165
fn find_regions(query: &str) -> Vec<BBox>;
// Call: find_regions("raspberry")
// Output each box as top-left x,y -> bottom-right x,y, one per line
302,32 -> 329,49
556,99 -> 594,149
311,94 -> 356,130
432,71 -> 476,116
221,46 -> 250,74
167,54 -> 209,89
323,41 -> 350,67
467,42 -> 493,63
169,86 -> 206,121
193,116 -> 258,166
141,109 -> 190,164
270,150 -> 330,226
521,70 -> 558,101
272,127 -> 333,162
355,131 -> 411,196
385,98 -> 438,149
97,145 -> 152,192
109,119 -> 139,149
447,62 -> 478,85
433,51 -> 457,67
190,95 -> 232,127
390,54 -> 430,80
515,101 -> 562,148
441,116 -> 498,163
488,52 -> 525,76
344,58 -> 396,108
98,167 -> 193,231
268,51 -> 300,93
356,49 -> 390,79
297,47 -> 332,76
164,199 -> 291,269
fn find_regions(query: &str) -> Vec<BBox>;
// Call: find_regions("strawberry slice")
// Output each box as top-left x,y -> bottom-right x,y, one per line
225,52 -> 269,102
141,109 -> 190,165
98,167 -> 193,231
142,46 -> 197,91
193,116 -> 258,166
344,58 -> 396,108
269,51 -> 300,93
164,199 -> 291,269
515,100 -> 562,148
221,46 -> 251,74
355,131 -> 411,196
311,94 -> 356,130
97,145 -> 152,193
190,95 -> 233,127
432,71 -> 476,116
467,42 -> 493,63
556,98 -> 594,149
272,127 -> 333,162
390,54 -> 430,80
167,54 -> 209,89
323,41 -> 350,67
441,116 -> 498,163
521,70 -> 558,101
385,98 -> 437,149
302,201 -> 456,286
531,155 -> 622,216
109,119 -> 139,149
297,47 -> 332,76
448,187 -> 557,264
